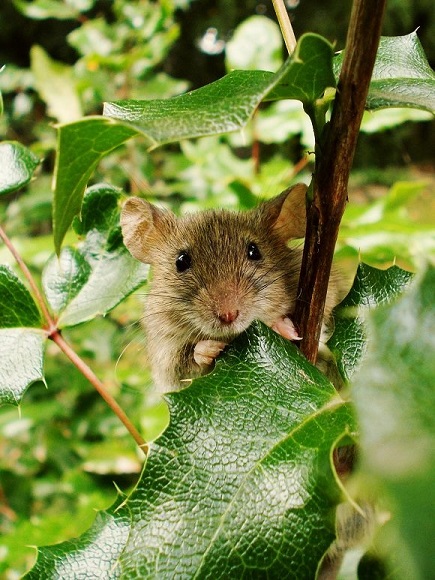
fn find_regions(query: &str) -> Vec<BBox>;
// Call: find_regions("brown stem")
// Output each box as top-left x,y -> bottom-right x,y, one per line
0,225 -> 148,454
293,0 -> 387,364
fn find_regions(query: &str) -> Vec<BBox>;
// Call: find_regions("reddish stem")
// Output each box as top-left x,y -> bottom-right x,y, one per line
293,0 -> 387,363
0,225 -> 148,454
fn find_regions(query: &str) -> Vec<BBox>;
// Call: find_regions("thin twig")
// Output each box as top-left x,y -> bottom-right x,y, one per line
272,0 -> 297,55
51,330 -> 149,454
293,0 -> 387,363
0,225 -> 148,454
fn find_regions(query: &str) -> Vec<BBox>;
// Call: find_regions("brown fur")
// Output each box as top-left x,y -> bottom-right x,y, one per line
121,184 -> 338,392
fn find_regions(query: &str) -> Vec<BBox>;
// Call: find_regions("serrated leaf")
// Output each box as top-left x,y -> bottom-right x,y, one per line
103,34 -> 334,142
328,263 -> 413,382
334,32 -> 435,113
0,328 -> 46,406
54,33 -> 334,251
53,119 -> 138,254
28,322 -> 355,577
44,184 -> 149,326
102,69 -> 275,143
353,266 -> 435,580
26,502 -> 131,579
0,267 -> 45,405
0,265 -> 42,328
0,141 -> 40,195
265,33 -> 335,103
73,183 -> 121,236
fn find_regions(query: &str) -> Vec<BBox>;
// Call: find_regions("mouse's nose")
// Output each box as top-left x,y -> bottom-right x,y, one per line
218,310 -> 239,324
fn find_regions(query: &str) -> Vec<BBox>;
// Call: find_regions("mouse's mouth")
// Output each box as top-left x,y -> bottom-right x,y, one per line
203,311 -> 251,340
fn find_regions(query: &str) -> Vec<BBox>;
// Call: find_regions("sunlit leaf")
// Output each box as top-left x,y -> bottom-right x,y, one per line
0,142 -> 40,196
28,322 -> 355,577
30,45 -> 82,123
334,32 -> 435,113
44,184 -> 149,327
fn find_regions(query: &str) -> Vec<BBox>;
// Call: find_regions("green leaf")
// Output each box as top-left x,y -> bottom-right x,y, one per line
53,33 -> 334,251
353,266 -> 435,579
328,263 -> 413,382
44,184 -> 149,327
103,34 -> 334,141
0,266 -> 45,405
53,119 -> 138,254
338,181 -> 435,268
225,15 -> 283,72
265,33 -> 335,103
30,45 -> 82,123
13,0 -> 94,20
42,247 -> 92,316
102,69 -> 275,143
26,502 -> 131,579
0,141 -> 40,196
0,328 -> 46,406
28,322 -> 355,577
334,32 -> 435,113
0,265 -> 42,328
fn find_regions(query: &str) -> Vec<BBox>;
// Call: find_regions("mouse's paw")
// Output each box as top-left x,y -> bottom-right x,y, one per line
194,340 -> 227,368
271,316 -> 302,341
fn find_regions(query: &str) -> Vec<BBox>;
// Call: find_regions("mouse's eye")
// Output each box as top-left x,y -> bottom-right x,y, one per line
247,242 -> 262,261
176,250 -> 192,272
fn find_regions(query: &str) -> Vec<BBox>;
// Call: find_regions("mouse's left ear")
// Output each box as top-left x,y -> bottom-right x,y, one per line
263,183 -> 308,240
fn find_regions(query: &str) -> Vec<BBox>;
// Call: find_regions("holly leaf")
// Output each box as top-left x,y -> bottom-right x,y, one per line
353,266 -> 435,579
328,263 -> 413,383
0,266 -> 45,406
43,184 -> 149,327
53,119 -> 139,254
334,32 -> 435,113
53,33 -> 334,251
27,322 -> 355,577
0,141 -> 40,195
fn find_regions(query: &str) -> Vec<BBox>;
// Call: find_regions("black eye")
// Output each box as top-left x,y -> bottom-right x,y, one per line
176,251 -> 192,272
247,242 -> 262,261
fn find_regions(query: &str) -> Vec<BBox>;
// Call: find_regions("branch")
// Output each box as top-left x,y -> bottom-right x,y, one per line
293,0 -> 387,364
0,225 -> 148,454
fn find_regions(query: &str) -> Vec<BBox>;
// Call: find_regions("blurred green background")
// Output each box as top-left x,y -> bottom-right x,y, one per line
0,0 -> 434,576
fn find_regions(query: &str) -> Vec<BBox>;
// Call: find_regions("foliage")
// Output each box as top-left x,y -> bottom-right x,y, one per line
0,1 -> 434,578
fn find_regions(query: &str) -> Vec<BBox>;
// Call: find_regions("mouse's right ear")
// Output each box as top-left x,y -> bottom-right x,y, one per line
262,183 -> 308,240
120,197 -> 175,263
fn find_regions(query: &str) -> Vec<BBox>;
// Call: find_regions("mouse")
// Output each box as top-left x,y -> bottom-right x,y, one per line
121,184 -> 339,392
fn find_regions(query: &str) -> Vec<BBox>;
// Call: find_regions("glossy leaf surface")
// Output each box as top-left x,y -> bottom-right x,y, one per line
27,322 -> 355,577
0,266 -> 44,405
0,141 -> 39,196
328,263 -> 413,382
44,184 -> 149,327
334,32 -> 435,113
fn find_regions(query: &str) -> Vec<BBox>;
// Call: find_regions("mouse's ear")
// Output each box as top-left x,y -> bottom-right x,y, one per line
263,183 -> 308,240
121,197 -> 175,263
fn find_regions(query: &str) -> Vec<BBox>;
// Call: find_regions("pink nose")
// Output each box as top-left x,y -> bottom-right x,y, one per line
218,310 -> 239,324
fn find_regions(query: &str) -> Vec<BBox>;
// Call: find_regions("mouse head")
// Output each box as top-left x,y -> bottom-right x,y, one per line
120,184 -> 308,338
120,183 -> 307,265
